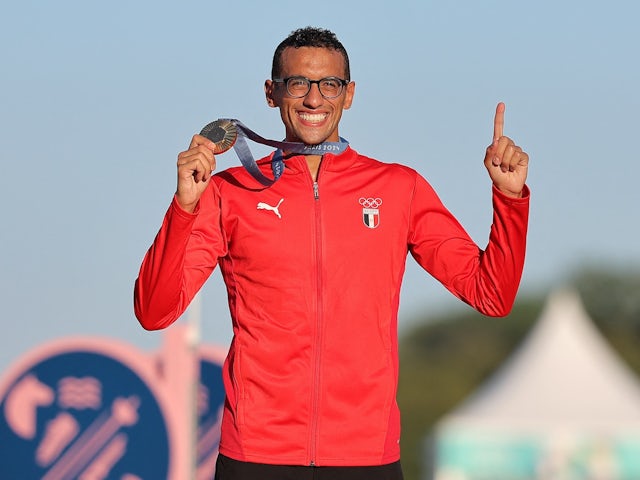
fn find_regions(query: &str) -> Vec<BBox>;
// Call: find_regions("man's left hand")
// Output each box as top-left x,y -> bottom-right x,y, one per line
484,102 -> 529,198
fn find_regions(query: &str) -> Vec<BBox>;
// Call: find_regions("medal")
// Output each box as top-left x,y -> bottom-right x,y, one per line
200,119 -> 238,154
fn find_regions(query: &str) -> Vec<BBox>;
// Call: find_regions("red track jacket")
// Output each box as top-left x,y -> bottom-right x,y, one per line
134,147 -> 529,466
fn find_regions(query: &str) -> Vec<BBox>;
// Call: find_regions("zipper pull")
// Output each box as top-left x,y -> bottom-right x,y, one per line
313,182 -> 319,200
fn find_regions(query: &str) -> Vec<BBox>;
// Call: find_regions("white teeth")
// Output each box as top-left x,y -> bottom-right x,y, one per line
299,113 -> 326,123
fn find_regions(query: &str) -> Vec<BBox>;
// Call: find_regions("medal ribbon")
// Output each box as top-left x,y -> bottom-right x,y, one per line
224,119 -> 349,186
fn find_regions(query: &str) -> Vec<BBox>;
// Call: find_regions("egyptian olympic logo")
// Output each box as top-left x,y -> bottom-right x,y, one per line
359,197 -> 382,208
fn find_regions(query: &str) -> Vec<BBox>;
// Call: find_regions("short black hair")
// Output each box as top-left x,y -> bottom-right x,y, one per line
271,27 -> 350,81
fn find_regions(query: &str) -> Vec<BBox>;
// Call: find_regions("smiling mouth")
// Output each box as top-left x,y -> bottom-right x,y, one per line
298,112 -> 327,123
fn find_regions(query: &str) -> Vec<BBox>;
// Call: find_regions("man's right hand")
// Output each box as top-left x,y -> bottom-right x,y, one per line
176,134 -> 218,213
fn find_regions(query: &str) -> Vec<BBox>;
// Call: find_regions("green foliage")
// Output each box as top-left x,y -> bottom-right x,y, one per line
573,266 -> 640,373
397,265 -> 640,480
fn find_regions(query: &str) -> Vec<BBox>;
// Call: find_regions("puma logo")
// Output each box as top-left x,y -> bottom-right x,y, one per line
257,198 -> 284,219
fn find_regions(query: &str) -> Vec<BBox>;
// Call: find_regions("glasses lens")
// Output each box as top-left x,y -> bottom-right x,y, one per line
319,78 -> 343,98
286,77 -> 310,98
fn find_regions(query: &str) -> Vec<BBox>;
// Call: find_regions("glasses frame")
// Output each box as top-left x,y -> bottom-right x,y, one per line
272,76 -> 349,99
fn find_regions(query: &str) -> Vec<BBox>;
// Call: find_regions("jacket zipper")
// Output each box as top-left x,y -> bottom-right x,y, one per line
309,174 -> 322,465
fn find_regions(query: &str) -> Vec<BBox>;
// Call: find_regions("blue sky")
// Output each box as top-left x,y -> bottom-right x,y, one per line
1,0 -> 639,373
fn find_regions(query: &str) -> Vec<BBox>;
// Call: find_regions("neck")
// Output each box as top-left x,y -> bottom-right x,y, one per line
306,155 -> 322,182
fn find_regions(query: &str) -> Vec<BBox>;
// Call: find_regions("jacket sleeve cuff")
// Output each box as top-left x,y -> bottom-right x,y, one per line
171,194 -> 201,218
492,184 -> 530,204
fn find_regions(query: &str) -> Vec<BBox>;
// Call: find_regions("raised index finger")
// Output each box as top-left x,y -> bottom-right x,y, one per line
493,102 -> 505,144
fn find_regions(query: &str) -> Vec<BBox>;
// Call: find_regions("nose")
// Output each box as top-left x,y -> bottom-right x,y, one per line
302,82 -> 323,108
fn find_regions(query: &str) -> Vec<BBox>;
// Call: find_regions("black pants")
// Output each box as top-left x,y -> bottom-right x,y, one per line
214,454 -> 404,480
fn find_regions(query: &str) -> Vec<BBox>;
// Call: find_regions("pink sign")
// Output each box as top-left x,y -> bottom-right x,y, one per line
0,326 -> 226,480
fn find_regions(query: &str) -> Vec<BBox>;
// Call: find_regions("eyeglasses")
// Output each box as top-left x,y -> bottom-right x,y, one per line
272,76 -> 349,99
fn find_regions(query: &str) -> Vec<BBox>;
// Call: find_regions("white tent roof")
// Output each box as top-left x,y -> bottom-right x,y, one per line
439,288 -> 640,436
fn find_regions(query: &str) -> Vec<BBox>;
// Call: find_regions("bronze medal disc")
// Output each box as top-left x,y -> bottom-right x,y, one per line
200,119 -> 238,154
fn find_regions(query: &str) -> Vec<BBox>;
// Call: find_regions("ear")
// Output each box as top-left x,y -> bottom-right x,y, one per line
264,79 -> 277,108
343,81 -> 356,110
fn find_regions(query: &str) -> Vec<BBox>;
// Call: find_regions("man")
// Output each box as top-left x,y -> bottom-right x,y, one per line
134,27 -> 529,480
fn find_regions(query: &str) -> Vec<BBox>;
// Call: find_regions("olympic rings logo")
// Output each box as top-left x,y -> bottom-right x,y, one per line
359,197 -> 383,208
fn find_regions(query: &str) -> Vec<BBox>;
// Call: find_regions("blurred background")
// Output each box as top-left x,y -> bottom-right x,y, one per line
1,0 -> 639,479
